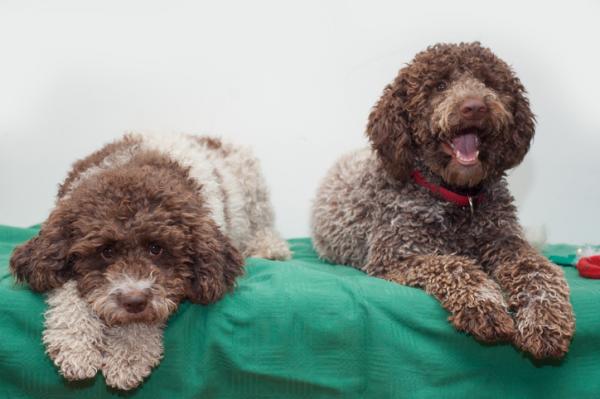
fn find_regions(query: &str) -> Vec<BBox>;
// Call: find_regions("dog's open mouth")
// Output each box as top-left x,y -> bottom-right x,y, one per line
443,128 -> 481,166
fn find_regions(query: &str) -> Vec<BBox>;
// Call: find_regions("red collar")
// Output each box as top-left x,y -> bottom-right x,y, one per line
411,170 -> 484,208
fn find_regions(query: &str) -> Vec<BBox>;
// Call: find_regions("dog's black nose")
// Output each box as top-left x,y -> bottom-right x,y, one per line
119,291 -> 149,313
460,98 -> 487,120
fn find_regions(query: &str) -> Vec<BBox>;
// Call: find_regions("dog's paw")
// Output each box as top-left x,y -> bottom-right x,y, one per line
102,348 -> 163,390
51,348 -> 103,381
102,363 -> 148,391
249,244 -> 292,261
245,230 -> 292,260
243,229 -> 292,260
102,346 -> 161,390
43,281 -> 105,381
513,298 -> 575,359
449,300 -> 516,343
102,323 -> 164,390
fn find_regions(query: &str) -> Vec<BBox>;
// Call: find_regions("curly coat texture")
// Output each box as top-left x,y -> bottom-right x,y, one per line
43,281 -> 163,390
10,132 -> 290,389
312,42 -> 574,359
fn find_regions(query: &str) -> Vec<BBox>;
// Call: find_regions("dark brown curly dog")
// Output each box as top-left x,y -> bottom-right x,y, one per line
312,42 -> 574,359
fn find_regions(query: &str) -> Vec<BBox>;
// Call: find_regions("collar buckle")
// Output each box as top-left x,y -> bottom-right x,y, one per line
468,196 -> 474,216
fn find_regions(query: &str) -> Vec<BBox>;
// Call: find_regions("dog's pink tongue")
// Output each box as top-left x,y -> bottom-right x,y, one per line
452,133 -> 479,158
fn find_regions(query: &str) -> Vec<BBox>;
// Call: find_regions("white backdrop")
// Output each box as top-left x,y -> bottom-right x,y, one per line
1,0 -> 599,244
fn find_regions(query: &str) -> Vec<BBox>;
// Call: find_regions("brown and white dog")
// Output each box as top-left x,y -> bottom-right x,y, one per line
10,132 -> 290,389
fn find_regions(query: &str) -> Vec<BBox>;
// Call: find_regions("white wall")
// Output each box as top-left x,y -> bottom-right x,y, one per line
1,0 -> 598,244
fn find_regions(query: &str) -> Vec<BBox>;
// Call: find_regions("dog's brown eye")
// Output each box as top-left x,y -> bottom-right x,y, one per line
101,245 -> 115,261
149,243 -> 163,256
436,81 -> 447,91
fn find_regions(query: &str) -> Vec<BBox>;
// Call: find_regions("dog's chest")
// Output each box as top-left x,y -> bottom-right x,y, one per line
390,187 -> 513,256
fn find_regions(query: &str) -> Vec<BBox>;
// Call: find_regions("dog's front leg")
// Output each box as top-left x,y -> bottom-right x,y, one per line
365,236 -> 515,343
481,237 -> 575,359
43,280 -> 105,381
101,323 -> 164,390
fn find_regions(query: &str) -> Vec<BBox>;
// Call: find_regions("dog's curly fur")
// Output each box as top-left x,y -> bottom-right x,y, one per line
43,280 -> 164,390
312,42 -> 574,359
10,133 -> 290,388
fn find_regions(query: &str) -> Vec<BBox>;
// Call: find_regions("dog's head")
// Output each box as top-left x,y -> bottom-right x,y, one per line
10,153 -> 244,326
367,42 -> 535,187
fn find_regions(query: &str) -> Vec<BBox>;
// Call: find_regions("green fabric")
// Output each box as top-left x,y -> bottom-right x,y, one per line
542,243 -> 600,266
1,224 -> 599,399
542,244 -> 580,266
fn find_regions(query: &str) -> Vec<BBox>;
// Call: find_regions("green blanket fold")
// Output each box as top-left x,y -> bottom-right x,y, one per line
1,225 -> 599,398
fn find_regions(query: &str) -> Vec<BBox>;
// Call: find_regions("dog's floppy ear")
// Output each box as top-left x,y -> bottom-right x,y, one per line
366,69 -> 414,181
502,82 -> 536,169
187,220 -> 244,305
10,209 -> 73,292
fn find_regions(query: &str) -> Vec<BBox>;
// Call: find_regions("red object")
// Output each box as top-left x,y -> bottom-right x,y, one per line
576,256 -> 600,279
411,170 -> 484,208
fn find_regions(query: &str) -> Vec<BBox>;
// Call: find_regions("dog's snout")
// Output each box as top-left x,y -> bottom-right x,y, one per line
118,290 -> 150,313
460,98 -> 487,120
